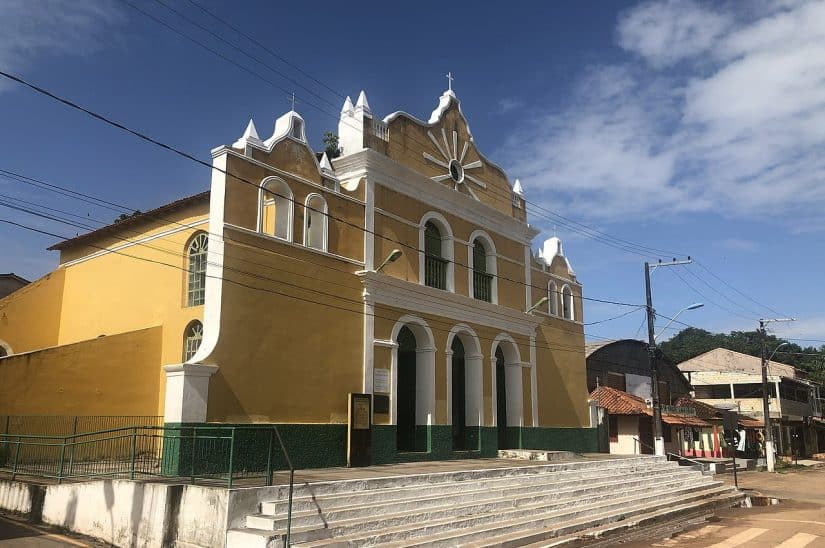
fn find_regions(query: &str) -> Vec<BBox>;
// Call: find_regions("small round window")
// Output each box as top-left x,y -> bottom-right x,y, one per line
448,159 -> 464,184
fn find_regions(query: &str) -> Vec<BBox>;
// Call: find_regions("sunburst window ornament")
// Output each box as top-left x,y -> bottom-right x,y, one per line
423,127 -> 487,199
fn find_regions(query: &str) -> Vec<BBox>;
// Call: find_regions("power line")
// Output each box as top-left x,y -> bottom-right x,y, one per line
668,266 -> 755,322
694,260 -> 786,318
109,0 -> 683,260
584,306 -> 645,326
1,216 -> 629,355
0,164 -> 643,310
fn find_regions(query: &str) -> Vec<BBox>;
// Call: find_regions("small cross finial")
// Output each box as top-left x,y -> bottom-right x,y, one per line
291,92 -> 296,111
446,71 -> 454,91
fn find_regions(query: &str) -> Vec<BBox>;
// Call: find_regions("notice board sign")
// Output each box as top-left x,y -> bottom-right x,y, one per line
347,393 -> 372,467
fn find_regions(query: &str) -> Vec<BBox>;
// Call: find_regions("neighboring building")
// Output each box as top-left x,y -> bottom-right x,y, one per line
0,273 -> 29,300
0,85 -> 595,466
589,386 -> 713,456
679,348 -> 824,456
585,339 -> 693,404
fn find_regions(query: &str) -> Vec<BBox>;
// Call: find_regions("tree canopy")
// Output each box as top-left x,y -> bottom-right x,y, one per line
659,327 -> 825,384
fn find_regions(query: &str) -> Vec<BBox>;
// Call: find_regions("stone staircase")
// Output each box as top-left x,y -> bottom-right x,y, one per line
226,455 -> 744,547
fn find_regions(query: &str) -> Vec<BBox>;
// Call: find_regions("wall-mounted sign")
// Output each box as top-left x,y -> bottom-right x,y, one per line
347,393 -> 372,467
374,369 -> 390,393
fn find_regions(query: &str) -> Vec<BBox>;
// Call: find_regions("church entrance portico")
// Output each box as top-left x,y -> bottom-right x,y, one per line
391,316 -> 436,453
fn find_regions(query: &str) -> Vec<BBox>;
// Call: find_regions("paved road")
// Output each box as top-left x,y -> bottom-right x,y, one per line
0,514 -> 92,547
630,467 -> 825,547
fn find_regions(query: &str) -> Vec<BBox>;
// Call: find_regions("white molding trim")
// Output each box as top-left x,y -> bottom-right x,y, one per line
363,178 -> 375,396
373,339 -> 398,348
60,219 -> 209,268
334,149 -> 538,245
360,271 -> 541,337
303,193 -> 329,252
389,315 -> 437,427
419,211 -> 455,293
523,245 -> 532,312
0,339 -> 12,357
215,148 -> 365,206
531,266 -> 580,286
188,154 -> 226,365
490,333 -> 524,428
224,224 -> 364,266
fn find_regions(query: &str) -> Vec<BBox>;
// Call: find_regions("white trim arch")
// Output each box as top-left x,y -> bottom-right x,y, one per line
303,193 -> 328,251
467,229 -> 498,304
561,284 -> 574,321
258,176 -> 293,241
491,333 -> 525,428
548,280 -> 559,316
445,324 -> 484,432
389,315 -> 436,429
418,211 -> 455,292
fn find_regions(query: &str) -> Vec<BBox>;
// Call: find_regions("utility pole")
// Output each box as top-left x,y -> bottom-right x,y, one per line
759,317 -> 795,472
645,258 -> 692,456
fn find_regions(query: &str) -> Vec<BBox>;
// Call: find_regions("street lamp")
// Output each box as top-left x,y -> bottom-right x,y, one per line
654,303 -> 704,341
762,340 -> 789,472
649,302 -> 704,457
375,249 -> 402,273
526,296 -> 548,315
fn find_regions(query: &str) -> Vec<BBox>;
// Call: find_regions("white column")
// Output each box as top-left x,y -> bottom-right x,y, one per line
506,364 -> 524,427
416,348 -> 436,426
163,364 -> 219,423
465,354 -> 484,427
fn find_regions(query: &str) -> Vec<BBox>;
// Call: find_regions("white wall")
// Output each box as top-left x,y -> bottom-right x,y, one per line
610,415 -> 641,455
0,479 -> 229,548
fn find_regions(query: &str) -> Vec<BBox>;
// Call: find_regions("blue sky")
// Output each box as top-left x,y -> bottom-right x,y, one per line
1,0 -> 823,344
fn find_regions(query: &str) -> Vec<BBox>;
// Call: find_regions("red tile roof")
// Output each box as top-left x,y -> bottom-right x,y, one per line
589,386 -> 650,415
672,396 -> 724,420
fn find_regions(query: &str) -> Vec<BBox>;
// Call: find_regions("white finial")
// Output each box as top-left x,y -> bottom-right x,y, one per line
446,71 -> 454,91
513,178 -> 524,196
355,90 -> 371,113
320,151 -> 333,171
341,95 -> 353,114
232,118 -> 261,148
291,92 -> 296,112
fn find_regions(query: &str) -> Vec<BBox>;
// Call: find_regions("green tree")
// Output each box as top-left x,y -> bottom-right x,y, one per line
322,131 -> 340,158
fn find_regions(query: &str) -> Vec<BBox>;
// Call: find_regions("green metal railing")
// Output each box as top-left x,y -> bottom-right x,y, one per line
473,271 -> 493,302
0,415 -> 163,437
425,255 -> 448,289
0,423 -> 295,542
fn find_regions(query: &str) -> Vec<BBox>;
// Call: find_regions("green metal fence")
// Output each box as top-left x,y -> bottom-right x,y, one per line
0,425 -> 293,489
0,415 -> 163,437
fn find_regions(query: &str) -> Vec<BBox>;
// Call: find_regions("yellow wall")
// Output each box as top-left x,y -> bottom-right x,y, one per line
0,270 -> 65,354
0,327 -> 162,416
204,228 -> 365,423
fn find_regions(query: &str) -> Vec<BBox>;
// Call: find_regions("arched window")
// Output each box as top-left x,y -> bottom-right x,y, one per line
472,239 -> 492,302
467,231 -> 497,303
186,232 -> 208,307
304,194 -> 328,251
548,281 -> 559,316
0,347 -> 7,358
260,177 -> 293,240
424,221 -> 447,289
183,320 -> 203,361
561,284 -> 574,320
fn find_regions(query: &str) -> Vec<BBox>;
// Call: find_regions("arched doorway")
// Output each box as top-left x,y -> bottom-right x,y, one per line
492,335 -> 524,449
451,337 -> 467,450
396,326 -> 417,452
495,346 -> 507,449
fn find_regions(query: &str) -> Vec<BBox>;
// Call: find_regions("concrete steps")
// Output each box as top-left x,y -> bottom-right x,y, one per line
226,456 -> 743,548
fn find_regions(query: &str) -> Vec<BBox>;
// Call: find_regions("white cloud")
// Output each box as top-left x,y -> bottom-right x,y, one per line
0,0 -> 123,92
715,238 -> 757,252
497,97 -> 523,113
498,0 -> 825,229
616,0 -> 732,68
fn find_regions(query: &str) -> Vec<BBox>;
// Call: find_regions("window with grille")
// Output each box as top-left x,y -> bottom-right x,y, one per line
561,285 -> 574,320
304,194 -> 328,251
424,221 -> 447,289
472,239 -> 492,302
183,320 -> 203,361
187,232 -> 208,306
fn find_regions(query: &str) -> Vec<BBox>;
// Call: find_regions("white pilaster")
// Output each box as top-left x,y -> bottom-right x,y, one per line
530,335 -> 539,426
163,364 -> 219,423
416,348 -> 436,426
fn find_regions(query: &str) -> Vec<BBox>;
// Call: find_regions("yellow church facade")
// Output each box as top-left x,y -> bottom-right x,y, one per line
0,86 -> 594,465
